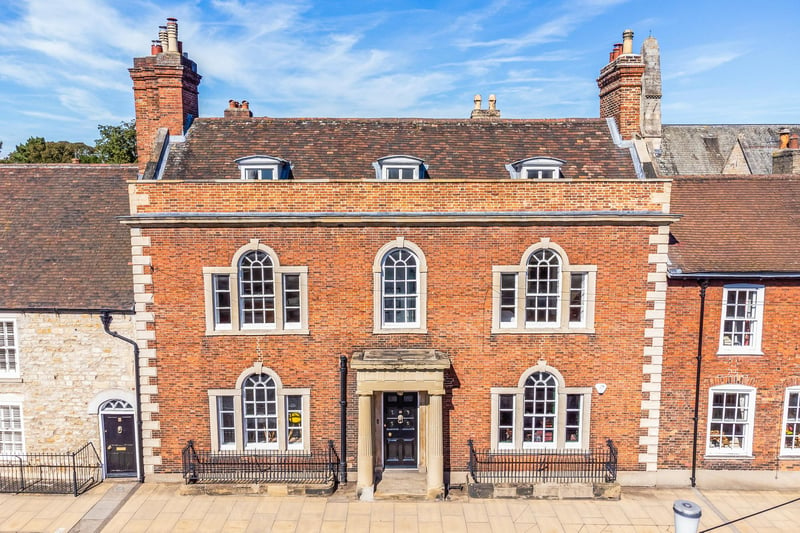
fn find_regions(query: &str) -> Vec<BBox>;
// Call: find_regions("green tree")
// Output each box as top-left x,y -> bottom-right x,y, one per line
3,136 -> 94,163
94,120 -> 137,163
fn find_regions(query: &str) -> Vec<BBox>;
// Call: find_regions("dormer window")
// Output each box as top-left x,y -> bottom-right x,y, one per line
373,155 -> 427,180
506,157 -> 565,180
235,156 -> 292,180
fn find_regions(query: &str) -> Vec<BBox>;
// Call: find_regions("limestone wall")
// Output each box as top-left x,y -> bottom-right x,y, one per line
0,312 -> 135,453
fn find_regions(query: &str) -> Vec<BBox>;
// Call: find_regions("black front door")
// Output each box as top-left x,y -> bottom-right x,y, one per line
383,392 -> 418,468
103,414 -> 136,477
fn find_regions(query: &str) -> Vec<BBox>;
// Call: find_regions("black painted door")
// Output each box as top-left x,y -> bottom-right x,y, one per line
103,414 -> 136,476
383,392 -> 418,468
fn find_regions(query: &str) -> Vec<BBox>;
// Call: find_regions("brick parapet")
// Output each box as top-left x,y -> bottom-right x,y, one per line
131,180 -> 670,214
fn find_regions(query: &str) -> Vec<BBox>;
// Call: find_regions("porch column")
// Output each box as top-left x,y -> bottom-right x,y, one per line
427,392 -> 444,498
357,392 -> 374,498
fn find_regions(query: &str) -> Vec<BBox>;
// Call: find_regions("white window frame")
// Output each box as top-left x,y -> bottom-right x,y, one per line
373,155 -> 426,180
706,385 -> 755,457
0,317 -> 19,379
492,240 -> 596,333
235,155 -> 289,181
781,387 -> 800,456
208,365 -> 310,453
490,364 -> 591,451
0,394 -> 24,456
372,238 -> 428,333
203,240 -> 308,335
718,284 -> 764,355
506,157 -> 565,179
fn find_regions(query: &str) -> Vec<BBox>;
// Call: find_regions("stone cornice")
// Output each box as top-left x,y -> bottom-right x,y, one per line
121,211 -> 679,227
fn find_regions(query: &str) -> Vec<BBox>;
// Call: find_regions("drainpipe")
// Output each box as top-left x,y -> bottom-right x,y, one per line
690,279 -> 708,487
101,311 -> 145,484
339,355 -> 348,483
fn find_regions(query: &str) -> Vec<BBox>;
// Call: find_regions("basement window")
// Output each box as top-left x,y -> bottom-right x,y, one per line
373,155 -> 428,180
506,157 -> 565,179
235,155 -> 293,180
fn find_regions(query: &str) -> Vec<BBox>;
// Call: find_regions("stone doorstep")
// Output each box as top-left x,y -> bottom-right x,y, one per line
373,469 -> 435,501
468,482 -> 621,500
177,482 -> 336,497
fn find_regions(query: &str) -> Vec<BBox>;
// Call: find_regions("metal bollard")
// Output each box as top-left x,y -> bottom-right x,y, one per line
674,500 -> 702,533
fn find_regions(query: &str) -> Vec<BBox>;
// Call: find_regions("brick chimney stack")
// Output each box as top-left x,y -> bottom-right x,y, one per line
224,100 -> 254,118
129,18 -> 201,173
773,129 -> 800,174
597,29 -> 646,140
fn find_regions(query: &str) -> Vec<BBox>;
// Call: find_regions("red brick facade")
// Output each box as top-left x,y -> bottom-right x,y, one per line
129,180 -> 671,475
661,280 -> 800,472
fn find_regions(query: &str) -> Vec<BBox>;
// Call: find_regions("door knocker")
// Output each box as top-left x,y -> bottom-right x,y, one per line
117,426 -> 123,434
397,414 -> 404,423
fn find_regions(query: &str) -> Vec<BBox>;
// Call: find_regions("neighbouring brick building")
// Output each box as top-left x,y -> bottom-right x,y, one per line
598,29 -> 800,487
124,19 -> 679,496
0,165 -> 140,480
660,175 -> 800,487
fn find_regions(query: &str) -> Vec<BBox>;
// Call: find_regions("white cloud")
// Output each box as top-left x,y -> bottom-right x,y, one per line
665,44 -> 748,80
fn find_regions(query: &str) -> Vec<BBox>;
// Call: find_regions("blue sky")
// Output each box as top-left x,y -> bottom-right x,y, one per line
0,0 -> 798,157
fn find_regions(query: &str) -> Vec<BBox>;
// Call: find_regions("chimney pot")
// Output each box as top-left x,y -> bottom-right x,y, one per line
612,43 -> 623,60
242,100 -> 250,110
473,94 -> 482,110
488,94 -> 497,111
779,128 -> 791,149
159,27 -> 168,52
71,158 -> 79,164
166,18 -> 179,53
789,134 -> 800,150
622,29 -> 634,54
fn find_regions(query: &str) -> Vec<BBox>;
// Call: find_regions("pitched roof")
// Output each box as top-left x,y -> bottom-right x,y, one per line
656,125 -> 798,175
0,165 -> 137,310
668,175 -> 800,275
161,118 -> 638,180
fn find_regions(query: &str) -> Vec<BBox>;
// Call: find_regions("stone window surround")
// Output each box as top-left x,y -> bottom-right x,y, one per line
491,239 -> 596,334
717,284 -> 765,356
207,363 -> 310,453
203,239 -> 309,335
0,393 -> 24,455
490,362 -> 592,451
0,315 -> 19,380
705,384 -> 756,457
372,237 -> 428,334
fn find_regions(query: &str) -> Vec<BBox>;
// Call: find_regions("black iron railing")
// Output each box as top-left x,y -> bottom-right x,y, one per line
0,442 -> 103,496
468,438 -> 618,484
182,440 -> 339,485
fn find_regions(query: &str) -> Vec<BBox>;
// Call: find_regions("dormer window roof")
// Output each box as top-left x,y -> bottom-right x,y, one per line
235,155 -> 293,180
506,157 -> 565,179
373,155 -> 428,180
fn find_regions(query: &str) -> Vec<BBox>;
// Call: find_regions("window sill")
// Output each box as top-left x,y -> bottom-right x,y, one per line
704,453 -> 754,459
491,327 -> 595,335
205,328 -> 309,336
373,327 -> 428,335
778,454 -> 800,460
0,377 -> 22,383
716,350 -> 763,356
